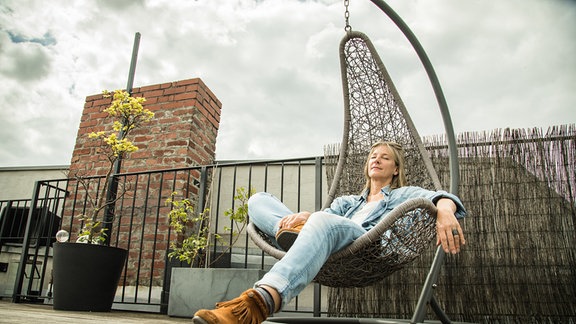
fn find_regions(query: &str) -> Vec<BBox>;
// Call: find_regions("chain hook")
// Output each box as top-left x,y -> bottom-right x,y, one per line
344,0 -> 352,32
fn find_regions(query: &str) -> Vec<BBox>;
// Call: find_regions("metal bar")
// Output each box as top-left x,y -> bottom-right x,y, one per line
103,32 -> 142,245
160,170 -> 180,314
134,174 -> 152,302
246,165 -> 254,268
213,166 -> 224,267
280,162 -> 285,201
313,157 -> 323,317
430,295 -> 451,324
411,246 -> 446,323
228,166 -> 238,263
364,1 -> 460,322
26,188 -> 53,299
198,167 -> 208,214
367,0 -> 459,195
126,32 -> 141,94
12,181 -> 41,302
148,172 -> 165,302
120,173 -> 140,303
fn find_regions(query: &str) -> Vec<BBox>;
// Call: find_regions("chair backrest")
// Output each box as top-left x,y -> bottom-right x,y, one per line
323,31 -> 441,204
246,28 -> 451,292
323,30 -> 459,321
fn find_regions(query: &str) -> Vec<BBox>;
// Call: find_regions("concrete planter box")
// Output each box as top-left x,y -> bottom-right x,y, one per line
168,268 -> 266,318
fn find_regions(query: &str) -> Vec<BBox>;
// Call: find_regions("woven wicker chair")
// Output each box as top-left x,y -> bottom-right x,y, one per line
248,25 -> 459,322
247,29 -> 445,287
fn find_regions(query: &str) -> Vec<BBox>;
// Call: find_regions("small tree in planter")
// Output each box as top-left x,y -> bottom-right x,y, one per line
166,186 -> 264,318
72,89 -> 154,244
167,186 -> 253,268
53,90 -> 154,312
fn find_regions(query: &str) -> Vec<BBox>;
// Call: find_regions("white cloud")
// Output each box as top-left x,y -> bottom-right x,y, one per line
0,0 -> 574,167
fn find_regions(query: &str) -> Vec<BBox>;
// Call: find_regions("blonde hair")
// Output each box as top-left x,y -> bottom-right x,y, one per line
362,141 -> 407,192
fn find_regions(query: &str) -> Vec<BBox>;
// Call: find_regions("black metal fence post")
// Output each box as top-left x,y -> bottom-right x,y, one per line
12,181 -> 41,303
313,157 -> 323,317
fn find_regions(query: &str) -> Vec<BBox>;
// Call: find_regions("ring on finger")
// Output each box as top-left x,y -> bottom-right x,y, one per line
451,229 -> 459,236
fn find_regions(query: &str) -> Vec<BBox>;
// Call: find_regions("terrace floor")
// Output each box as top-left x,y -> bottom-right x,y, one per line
0,299 -> 459,323
0,300 -> 188,323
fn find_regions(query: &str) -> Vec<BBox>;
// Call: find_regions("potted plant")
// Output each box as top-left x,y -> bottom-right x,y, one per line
166,186 -> 252,267
52,89 -> 154,312
167,187 -> 265,318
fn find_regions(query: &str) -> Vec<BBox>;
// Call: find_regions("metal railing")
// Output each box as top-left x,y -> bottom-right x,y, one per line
0,157 -> 327,314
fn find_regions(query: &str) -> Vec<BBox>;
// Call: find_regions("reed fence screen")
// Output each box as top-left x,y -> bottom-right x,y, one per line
327,124 -> 575,323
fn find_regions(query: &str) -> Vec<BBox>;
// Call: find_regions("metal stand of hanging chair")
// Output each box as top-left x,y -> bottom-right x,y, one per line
369,1 -> 460,323
253,1 -> 461,323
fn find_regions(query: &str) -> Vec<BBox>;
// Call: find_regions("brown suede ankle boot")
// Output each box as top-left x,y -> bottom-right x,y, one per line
192,288 -> 268,324
275,220 -> 306,251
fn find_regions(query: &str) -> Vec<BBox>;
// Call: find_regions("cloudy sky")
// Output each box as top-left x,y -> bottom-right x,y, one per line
1,0 -> 575,167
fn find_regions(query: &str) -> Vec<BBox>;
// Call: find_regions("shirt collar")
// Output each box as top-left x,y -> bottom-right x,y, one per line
380,185 -> 392,195
361,185 -> 392,200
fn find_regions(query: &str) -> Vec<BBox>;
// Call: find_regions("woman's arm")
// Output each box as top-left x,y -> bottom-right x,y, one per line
435,198 -> 466,254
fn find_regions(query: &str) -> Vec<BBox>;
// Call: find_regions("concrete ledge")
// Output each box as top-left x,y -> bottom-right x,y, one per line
168,268 -> 265,318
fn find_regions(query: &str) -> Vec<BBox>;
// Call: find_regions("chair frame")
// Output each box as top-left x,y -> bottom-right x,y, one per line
366,1 -> 460,322
251,1 -> 460,322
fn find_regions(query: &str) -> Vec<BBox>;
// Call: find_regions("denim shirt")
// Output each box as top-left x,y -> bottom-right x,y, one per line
323,185 -> 467,231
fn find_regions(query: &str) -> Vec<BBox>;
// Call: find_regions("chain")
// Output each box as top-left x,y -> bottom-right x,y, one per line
344,0 -> 351,32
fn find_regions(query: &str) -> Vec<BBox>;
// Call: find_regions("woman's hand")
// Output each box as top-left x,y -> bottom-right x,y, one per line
435,198 -> 466,254
278,211 -> 311,230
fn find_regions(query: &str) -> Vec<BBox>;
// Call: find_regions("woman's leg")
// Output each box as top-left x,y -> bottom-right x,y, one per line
248,192 -> 293,238
255,211 -> 366,308
192,196 -> 365,323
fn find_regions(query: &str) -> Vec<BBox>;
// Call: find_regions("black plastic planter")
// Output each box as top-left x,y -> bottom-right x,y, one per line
52,242 -> 127,312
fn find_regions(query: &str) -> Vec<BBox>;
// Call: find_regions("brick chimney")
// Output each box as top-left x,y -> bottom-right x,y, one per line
69,78 -> 221,176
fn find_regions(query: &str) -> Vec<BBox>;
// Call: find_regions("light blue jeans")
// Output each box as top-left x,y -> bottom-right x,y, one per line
249,192 -> 366,309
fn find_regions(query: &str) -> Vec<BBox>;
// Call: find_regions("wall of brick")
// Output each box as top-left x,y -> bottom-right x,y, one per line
63,78 -> 222,287
69,78 -> 221,176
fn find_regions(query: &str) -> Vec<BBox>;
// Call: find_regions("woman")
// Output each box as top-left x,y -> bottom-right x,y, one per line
193,141 -> 467,324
